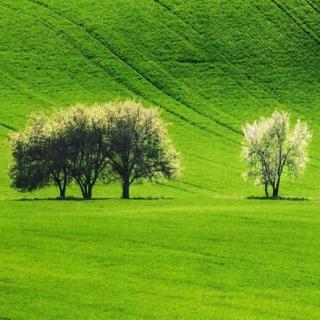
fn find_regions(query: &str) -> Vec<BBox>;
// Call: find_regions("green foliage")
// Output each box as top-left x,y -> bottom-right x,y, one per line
56,105 -> 110,199
9,112 -> 72,198
9,102 -> 180,199
102,100 -> 180,199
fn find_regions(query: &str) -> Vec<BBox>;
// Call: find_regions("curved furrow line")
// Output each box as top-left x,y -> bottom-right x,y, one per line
0,3 -> 58,110
47,29 -> 232,139
25,0 -> 241,136
152,1 -> 246,134
151,0 -> 205,53
304,0 -> 320,15
153,0 -> 273,120
153,0 -> 202,37
245,2 -> 319,118
270,0 -> 320,47
2,0 -> 105,99
153,0 -> 249,119
4,1 -> 224,139
157,0 -> 320,129
36,20 -> 222,137
1,3 -> 151,121
0,123 -> 16,131
253,2 -> 310,58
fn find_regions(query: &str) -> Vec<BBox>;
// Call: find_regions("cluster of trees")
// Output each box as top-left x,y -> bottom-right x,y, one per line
9,103 -> 312,200
242,110 -> 312,198
9,100 -> 180,199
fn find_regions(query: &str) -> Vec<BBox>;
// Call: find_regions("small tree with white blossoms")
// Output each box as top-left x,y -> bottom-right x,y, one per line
242,110 -> 312,198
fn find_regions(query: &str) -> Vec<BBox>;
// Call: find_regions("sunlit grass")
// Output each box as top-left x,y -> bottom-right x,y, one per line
1,0 -> 320,318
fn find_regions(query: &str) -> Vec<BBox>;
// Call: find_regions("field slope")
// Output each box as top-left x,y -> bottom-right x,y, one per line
0,1 -> 320,319
1,0 -> 320,197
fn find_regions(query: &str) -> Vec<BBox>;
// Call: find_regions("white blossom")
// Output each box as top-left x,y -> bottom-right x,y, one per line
242,110 -> 312,197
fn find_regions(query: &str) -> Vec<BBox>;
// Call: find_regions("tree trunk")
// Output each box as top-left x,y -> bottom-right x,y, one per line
272,178 -> 281,198
60,173 -> 68,199
87,186 -> 92,199
272,188 -> 278,198
264,184 -> 269,198
59,187 -> 66,200
272,184 -> 279,198
55,178 -> 66,200
53,169 -> 68,200
122,177 -> 130,199
82,185 -> 92,200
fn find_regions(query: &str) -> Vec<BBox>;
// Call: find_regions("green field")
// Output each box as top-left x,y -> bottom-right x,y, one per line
1,0 -> 320,319
1,198 -> 320,319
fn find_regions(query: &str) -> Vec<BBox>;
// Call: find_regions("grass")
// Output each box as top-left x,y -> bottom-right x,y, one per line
1,198 -> 320,319
1,0 -> 320,197
1,0 -> 320,318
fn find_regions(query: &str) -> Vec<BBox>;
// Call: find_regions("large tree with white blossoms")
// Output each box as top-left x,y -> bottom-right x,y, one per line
242,110 -> 312,198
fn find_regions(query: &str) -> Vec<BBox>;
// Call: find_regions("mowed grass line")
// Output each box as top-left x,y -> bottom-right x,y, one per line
1,198 -> 319,319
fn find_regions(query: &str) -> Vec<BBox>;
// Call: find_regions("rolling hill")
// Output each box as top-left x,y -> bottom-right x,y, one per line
1,0 -> 320,198
1,1 -> 320,319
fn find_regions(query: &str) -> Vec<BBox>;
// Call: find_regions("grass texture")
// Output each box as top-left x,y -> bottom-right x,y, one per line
0,0 -> 320,319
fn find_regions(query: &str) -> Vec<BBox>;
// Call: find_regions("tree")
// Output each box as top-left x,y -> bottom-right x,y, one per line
242,110 -> 312,198
60,106 -> 110,199
10,101 -> 180,200
9,112 -> 72,199
46,112 -> 73,199
101,100 -> 180,199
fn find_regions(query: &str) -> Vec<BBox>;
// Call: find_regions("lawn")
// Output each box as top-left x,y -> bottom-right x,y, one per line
1,198 -> 319,319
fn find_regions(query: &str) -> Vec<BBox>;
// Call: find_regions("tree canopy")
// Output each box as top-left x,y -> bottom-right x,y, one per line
101,101 -> 180,199
10,112 -> 72,199
242,110 -> 312,198
9,100 -> 180,199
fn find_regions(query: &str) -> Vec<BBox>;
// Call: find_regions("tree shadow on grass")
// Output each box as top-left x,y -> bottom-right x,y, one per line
127,196 -> 174,201
246,196 -> 309,201
14,196 -> 174,202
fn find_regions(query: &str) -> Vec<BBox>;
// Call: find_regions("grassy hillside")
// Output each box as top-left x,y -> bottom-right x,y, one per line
1,0 -> 320,198
1,1 -> 320,319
